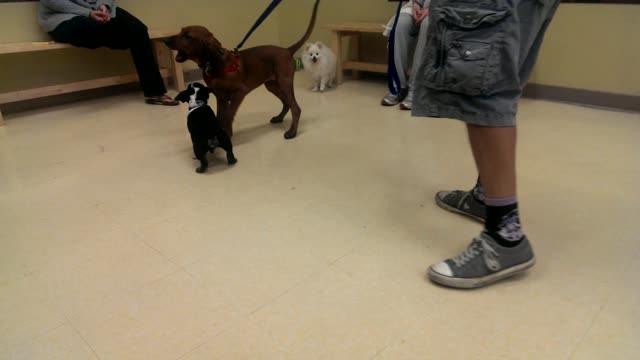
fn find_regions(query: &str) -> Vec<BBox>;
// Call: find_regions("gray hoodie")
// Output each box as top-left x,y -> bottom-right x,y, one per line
38,0 -> 117,32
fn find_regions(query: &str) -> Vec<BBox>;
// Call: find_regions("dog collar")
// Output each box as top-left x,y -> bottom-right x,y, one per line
202,52 -> 239,82
188,100 -> 206,114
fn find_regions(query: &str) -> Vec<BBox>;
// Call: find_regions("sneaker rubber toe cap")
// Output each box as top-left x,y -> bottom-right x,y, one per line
431,262 -> 453,277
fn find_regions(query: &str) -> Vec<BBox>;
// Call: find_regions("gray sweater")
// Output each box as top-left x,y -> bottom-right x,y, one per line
38,0 -> 117,32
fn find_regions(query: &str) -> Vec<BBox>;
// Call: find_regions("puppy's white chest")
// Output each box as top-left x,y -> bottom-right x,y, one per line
187,88 -> 206,113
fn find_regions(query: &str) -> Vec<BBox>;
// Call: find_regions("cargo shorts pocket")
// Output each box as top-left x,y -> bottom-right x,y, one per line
421,4 -> 514,96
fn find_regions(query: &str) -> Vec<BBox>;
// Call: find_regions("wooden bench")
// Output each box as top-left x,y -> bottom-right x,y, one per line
324,22 -> 388,84
0,29 -> 185,126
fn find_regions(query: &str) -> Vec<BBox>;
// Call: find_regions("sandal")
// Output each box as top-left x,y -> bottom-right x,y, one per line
145,95 -> 179,106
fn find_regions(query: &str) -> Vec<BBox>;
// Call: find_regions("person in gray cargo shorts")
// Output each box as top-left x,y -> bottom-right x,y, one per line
412,0 -> 561,288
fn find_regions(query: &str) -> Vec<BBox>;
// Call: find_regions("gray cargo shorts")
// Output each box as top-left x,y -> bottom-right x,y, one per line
412,0 -> 561,126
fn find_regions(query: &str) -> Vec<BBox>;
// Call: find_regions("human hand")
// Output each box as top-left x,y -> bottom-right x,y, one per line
412,3 -> 422,22
98,5 -> 111,22
414,5 -> 429,24
90,8 -> 110,23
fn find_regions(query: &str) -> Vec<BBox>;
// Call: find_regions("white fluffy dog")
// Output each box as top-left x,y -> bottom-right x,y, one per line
302,41 -> 337,92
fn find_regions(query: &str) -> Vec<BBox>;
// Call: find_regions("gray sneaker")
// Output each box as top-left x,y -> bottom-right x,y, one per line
435,190 -> 486,222
399,90 -> 413,110
428,232 -> 536,289
381,88 -> 408,106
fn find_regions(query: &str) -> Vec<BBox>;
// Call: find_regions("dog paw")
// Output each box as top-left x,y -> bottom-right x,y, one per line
228,157 -> 238,165
284,130 -> 297,140
270,116 -> 284,124
311,87 -> 319,92
196,167 -> 207,174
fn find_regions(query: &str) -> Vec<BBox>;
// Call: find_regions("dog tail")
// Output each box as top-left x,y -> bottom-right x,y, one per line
287,0 -> 321,55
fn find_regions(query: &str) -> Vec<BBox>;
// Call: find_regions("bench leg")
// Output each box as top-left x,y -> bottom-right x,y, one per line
170,51 -> 185,91
331,31 -> 344,84
351,33 -> 361,80
150,41 -> 168,89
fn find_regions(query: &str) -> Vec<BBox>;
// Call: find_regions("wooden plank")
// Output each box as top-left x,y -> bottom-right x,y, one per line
331,32 -> 344,84
0,41 -> 72,55
350,34 -> 361,80
150,39 -> 185,91
343,61 -> 387,74
324,23 -> 385,33
147,29 -> 178,39
0,29 -> 177,55
0,30 -> 179,123
0,69 -> 169,104
170,50 -> 186,91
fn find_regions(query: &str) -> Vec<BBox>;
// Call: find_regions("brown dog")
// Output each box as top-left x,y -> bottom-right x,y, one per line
165,0 -> 320,140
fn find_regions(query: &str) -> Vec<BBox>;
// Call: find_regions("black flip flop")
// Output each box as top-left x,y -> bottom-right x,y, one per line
145,96 -> 179,106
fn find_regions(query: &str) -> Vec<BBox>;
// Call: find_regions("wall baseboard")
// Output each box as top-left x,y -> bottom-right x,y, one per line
2,71 -> 637,116
523,83 -> 640,113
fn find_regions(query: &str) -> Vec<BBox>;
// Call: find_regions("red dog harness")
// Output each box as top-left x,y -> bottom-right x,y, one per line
223,53 -> 240,74
203,51 -> 240,82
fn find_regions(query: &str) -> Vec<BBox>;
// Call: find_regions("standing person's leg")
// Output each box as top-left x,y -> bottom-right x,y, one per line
462,8 -> 562,247
382,13 -> 417,106
106,8 -> 173,102
435,0 -> 561,221
411,0 -> 561,288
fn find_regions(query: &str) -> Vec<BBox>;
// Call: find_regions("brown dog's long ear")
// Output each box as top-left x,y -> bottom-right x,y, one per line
205,36 -> 223,55
206,33 -> 222,49
202,36 -> 225,74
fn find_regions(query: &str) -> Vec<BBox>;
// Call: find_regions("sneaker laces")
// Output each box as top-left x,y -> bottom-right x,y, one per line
454,191 -> 471,209
452,236 -> 501,271
442,190 -> 465,204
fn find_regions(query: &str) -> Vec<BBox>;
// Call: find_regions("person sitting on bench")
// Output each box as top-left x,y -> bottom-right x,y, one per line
38,0 -> 179,106
381,0 -> 430,111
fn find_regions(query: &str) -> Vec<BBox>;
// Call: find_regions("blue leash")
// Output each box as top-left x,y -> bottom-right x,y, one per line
234,0 -> 283,52
387,0 -> 404,95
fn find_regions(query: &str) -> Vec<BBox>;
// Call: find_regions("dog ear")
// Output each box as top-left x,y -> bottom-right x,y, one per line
316,42 -> 323,49
205,36 -> 223,56
175,90 -> 190,103
304,43 -> 312,52
203,87 -> 214,95
206,35 -> 222,49
202,36 -> 225,74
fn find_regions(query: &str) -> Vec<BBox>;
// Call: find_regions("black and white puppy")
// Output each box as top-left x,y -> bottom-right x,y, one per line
176,82 -> 237,173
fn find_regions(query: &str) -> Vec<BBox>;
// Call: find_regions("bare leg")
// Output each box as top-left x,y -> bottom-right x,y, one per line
467,124 -> 517,199
428,123 -> 533,289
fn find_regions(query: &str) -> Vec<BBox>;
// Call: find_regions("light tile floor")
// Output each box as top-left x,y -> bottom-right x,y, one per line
1,78 -> 638,359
